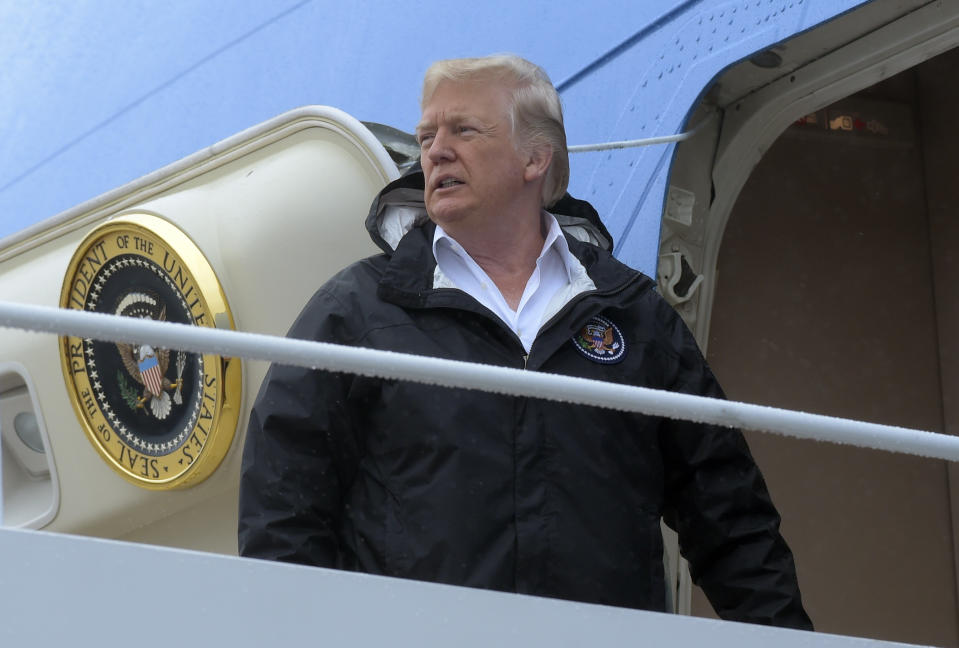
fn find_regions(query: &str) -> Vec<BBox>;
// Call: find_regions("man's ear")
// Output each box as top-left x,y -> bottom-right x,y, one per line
524,144 -> 552,183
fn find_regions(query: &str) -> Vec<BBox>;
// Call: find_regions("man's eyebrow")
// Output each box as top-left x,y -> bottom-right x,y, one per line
415,112 -> 477,134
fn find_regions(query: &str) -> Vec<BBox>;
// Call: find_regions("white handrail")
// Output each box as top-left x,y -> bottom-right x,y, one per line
3,300 -> 957,462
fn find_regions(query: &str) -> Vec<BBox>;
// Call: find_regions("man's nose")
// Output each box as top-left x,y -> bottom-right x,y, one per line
427,129 -> 455,164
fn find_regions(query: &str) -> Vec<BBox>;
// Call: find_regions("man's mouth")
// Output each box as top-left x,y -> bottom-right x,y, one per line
436,177 -> 464,189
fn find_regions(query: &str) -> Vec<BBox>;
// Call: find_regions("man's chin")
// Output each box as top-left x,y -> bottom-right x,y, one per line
426,204 -> 468,228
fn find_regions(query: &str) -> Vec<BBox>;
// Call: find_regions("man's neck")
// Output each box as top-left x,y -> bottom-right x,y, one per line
442,209 -> 546,310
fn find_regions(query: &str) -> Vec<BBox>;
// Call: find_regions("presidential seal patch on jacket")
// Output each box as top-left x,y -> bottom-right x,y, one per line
59,214 -> 241,490
571,315 -> 626,364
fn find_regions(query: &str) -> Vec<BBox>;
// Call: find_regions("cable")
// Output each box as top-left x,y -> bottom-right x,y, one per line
568,113 -> 716,153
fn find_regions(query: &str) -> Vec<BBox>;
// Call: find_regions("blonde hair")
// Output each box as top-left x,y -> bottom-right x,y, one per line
421,55 -> 569,207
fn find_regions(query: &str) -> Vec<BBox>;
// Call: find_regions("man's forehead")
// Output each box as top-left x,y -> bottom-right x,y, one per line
417,80 -> 510,129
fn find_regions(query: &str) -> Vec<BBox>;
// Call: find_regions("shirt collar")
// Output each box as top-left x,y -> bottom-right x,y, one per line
432,211 -> 577,282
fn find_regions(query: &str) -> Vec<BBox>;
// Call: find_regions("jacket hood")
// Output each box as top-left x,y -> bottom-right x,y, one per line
364,165 -> 614,257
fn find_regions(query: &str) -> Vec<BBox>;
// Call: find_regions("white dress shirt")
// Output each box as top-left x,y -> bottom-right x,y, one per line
432,212 -> 587,353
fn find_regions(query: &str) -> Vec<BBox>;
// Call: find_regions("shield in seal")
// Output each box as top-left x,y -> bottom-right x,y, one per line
59,214 -> 241,490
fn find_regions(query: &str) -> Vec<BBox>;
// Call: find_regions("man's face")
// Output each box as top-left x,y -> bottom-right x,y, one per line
417,78 -> 533,230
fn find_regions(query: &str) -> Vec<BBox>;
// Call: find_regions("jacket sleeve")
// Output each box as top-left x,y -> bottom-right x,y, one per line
655,300 -> 813,630
237,288 -> 360,568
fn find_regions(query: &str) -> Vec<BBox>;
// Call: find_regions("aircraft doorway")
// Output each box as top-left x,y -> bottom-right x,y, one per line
703,46 -> 959,645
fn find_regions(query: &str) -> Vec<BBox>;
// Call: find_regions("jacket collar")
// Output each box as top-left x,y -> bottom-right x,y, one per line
376,215 -> 652,311
367,166 -> 651,311
365,166 -> 615,257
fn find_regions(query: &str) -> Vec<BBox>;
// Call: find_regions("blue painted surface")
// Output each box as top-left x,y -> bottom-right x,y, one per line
1,0 -> 868,275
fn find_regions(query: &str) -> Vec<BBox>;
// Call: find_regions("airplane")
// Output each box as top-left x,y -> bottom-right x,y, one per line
2,1 -> 958,645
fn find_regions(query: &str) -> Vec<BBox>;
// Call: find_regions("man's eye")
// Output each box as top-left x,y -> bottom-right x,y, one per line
418,134 -> 434,147
457,126 -> 475,135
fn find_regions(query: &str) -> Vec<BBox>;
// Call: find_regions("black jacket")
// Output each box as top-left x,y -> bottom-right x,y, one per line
239,172 -> 812,629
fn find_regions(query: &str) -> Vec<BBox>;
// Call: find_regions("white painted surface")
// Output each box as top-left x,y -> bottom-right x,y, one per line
0,107 -> 397,546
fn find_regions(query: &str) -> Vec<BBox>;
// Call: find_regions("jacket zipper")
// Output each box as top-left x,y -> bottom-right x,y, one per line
423,286 -> 532,367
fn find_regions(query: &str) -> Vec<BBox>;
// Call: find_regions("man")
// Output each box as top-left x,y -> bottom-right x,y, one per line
239,55 -> 812,629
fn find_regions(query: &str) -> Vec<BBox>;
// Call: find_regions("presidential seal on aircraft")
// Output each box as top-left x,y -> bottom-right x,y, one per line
58,214 -> 241,490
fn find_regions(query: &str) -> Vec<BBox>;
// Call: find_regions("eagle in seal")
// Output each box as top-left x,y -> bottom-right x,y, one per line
113,291 -> 183,419
585,321 -> 616,354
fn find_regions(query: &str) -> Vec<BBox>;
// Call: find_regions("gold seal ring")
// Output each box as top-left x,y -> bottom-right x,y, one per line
59,214 -> 241,490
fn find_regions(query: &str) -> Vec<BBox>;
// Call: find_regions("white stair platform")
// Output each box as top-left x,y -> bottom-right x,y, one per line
0,526 -> 923,647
